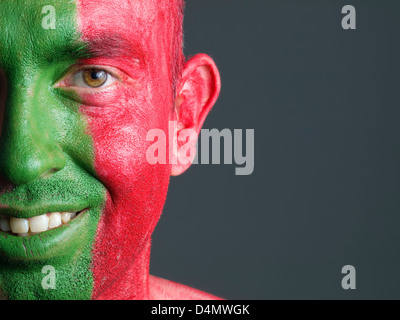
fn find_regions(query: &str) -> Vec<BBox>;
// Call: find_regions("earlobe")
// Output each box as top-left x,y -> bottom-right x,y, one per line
171,53 -> 221,176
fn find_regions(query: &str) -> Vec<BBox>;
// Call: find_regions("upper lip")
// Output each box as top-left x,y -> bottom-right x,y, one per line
0,204 -> 88,220
0,176 -> 98,219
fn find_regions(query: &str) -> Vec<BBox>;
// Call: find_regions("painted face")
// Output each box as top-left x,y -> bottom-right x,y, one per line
0,0 -> 182,299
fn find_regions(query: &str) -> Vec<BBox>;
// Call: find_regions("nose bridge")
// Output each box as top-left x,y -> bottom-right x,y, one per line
0,68 -> 66,185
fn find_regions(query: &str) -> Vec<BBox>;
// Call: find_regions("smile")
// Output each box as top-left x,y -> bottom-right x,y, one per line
0,209 -> 86,237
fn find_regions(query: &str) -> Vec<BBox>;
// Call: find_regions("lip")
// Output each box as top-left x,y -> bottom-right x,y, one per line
0,208 -> 92,262
0,203 -> 90,220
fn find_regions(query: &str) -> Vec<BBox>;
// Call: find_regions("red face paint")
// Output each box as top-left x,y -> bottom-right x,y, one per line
77,0 -> 183,299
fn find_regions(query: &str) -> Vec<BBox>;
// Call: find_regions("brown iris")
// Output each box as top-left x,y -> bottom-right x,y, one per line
82,69 -> 108,88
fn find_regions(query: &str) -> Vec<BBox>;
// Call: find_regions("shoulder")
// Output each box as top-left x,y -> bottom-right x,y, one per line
149,275 -> 223,300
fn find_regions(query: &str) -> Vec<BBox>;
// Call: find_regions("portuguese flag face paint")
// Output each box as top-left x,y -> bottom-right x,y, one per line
0,0 -> 175,299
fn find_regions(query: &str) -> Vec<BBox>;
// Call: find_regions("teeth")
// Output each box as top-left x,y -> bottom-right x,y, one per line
0,217 -> 10,232
10,218 -> 29,234
29,215 -> 49,233
48,212 -> 62,229
0,211 -> 81,237
61,213 -> 71,223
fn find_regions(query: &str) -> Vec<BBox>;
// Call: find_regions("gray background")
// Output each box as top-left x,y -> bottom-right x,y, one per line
150,0 -> 400,299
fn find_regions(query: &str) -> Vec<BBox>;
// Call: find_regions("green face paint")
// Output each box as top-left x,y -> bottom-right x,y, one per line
0,0 -> 106,299
0,0 -> 205,300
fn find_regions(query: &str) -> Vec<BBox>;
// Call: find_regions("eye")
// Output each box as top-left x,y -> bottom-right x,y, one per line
68,68 -> 117,88
82,69 -> 107,87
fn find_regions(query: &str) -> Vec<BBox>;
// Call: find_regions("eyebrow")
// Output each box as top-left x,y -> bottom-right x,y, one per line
46,33 -> 145,65
84,34 -> 145,61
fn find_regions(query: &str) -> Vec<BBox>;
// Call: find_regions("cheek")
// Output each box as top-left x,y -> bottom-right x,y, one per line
84,92 -> 172,298
81,91 -> 172,241
94,120 -> 172,208
83,99 -> 170,196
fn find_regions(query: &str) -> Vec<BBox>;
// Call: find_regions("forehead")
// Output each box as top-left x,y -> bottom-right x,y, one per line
0,0 -> 173,67
0,1 -> 78,74
78,0 -> 173,61
0,0 -> 163,29
77,0 -> 162,33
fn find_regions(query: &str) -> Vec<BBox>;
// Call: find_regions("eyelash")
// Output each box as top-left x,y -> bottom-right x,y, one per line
70,69 -> 116,88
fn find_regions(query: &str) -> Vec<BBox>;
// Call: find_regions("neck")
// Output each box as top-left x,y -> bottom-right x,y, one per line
94,239 -> 152,300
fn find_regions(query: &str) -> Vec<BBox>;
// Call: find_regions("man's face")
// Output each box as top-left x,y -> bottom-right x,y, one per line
0,0 -> 177,299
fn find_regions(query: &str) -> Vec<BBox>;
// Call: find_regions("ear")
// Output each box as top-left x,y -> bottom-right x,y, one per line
170,53 -> 221,176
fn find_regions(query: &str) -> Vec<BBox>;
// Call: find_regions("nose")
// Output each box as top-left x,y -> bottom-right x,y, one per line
0,73 -> 66,185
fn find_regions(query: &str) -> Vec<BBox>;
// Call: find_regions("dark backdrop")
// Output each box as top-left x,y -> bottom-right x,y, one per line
150,0 -> 400,299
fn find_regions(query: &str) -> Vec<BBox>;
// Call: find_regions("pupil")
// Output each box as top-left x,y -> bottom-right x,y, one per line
91,71 -> 102,79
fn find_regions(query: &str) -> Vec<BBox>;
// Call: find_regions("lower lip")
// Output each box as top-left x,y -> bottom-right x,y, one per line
0,209 -> 91,262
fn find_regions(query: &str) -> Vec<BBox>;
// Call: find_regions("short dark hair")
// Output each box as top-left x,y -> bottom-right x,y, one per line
171,0 -> 186,87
